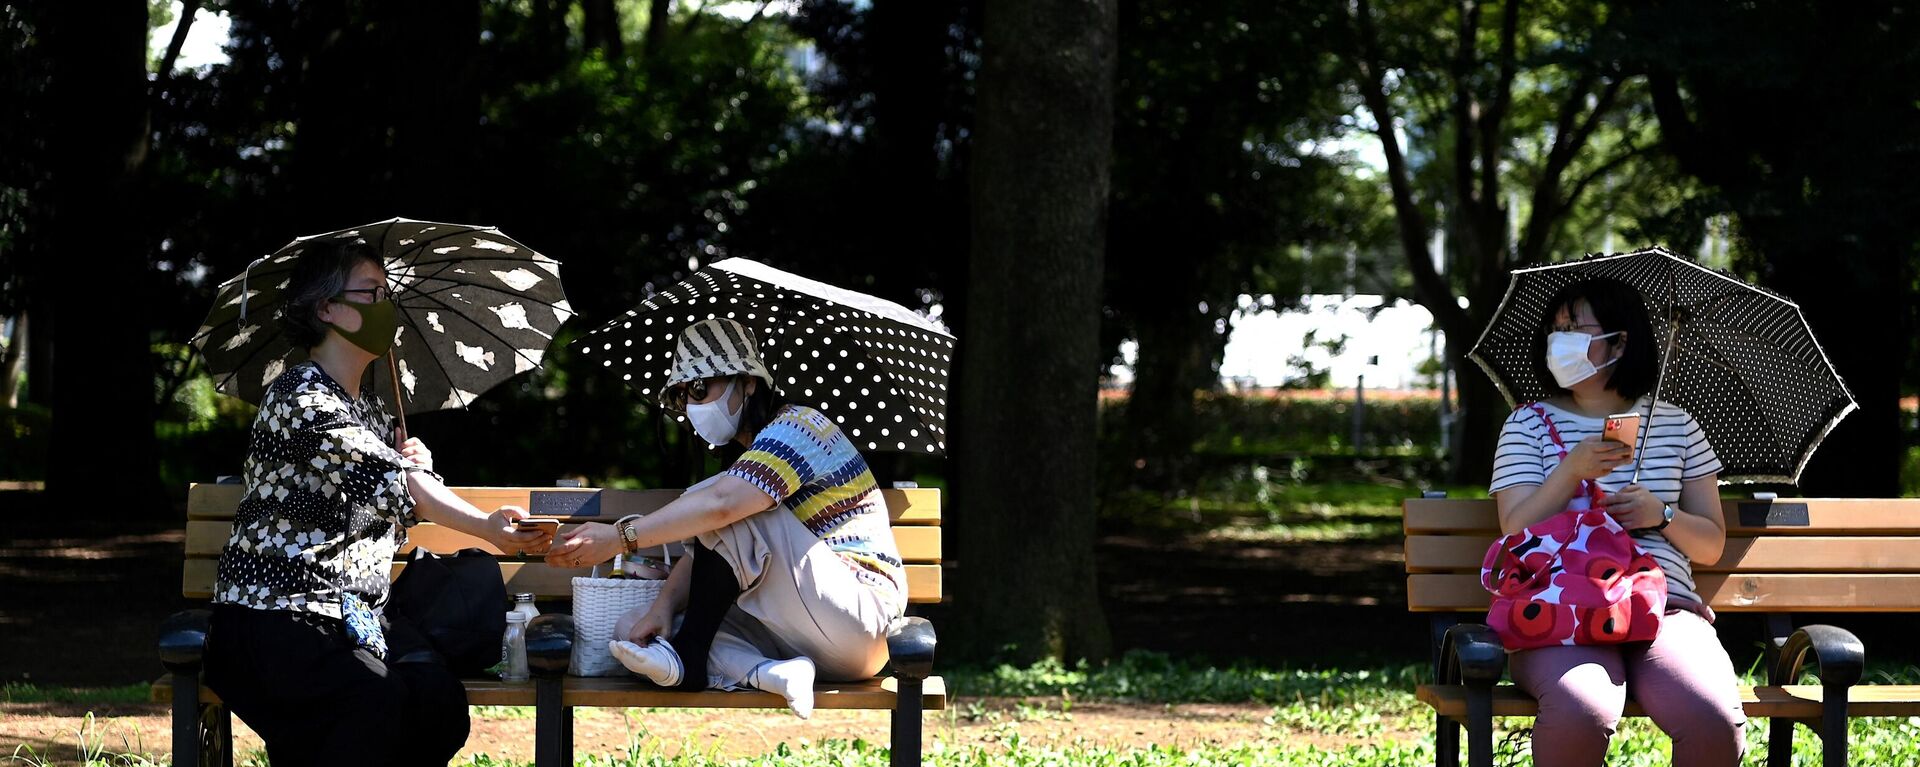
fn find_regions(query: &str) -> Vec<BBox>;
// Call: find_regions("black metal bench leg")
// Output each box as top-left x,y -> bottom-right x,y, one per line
1820,683 -> 1848,767
211,705 -> 233,767
1768,717 -> 1794,767
1434,712 -> 1460,767
535,675 -> 572,767
892,677 -> 924,767
1465,685 -> 1493,767
171,670 -> 203,767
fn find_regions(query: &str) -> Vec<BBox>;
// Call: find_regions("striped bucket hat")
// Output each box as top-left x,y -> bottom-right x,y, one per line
660,318 -> 776,406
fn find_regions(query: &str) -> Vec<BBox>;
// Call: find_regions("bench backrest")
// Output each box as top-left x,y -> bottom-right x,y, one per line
1403,497 -> 1920,613
184,484 -> 943,604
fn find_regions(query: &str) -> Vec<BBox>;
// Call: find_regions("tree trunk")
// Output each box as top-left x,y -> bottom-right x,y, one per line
644,0 -> 671,58
1768,246 -> 1902,496
1122,296 -> 1218,492
2,313 -> 25,408
2,311 -> 24,407
952,0 -> 1116,664
45,0 -> 160,510
581,0 -> 624,59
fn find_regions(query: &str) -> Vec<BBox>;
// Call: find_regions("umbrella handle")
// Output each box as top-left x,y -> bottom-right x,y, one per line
388,349 -> 409,445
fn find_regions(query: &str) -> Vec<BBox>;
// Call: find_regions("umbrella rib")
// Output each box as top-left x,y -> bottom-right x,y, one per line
403,277 -> 574,315
400,285 -> 553,376
392,299 -> 473,411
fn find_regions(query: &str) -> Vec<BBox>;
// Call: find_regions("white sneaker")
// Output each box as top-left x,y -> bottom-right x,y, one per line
608,638 -> 683,687
748,656 -> 816,719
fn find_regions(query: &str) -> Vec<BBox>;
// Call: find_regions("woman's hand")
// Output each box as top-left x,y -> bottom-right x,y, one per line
1602,484 -> 1666,530
1561,435 -> 1632,481
485,505 -> 553,555
398,436 -> 434,473
614,604 -> 674,645
545,522 -> 625,568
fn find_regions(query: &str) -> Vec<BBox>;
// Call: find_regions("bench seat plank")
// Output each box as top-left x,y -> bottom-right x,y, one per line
1406,535 -> 1920,574
1408,573 -> 1920,612
181,559 -> 945,604
189,484 -> 945,526
1417,684 -> 1920,719
154,675 -> 947,710
1404,498 -> 1920,536
185,520 -> 944,563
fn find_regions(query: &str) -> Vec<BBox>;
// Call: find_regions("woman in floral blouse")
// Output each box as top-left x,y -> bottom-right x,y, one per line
205,237 -> 552,767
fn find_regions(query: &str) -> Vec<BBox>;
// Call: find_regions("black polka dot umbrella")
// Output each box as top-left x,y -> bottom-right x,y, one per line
577,258 -> 956,455
193,218 -> 575,428
1468,246 -> 1857,484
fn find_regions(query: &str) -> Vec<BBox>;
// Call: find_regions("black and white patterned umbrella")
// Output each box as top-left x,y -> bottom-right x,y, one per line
576,258 -> 956,455
1469,246 -> 1856,484
193,218 -> 574,414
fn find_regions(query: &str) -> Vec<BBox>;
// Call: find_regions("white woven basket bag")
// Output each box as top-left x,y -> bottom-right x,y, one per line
570,548 -> 673,677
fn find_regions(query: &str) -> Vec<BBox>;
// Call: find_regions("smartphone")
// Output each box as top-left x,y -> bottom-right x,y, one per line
1602,412 -> 1642,458
514,518 -> 561,534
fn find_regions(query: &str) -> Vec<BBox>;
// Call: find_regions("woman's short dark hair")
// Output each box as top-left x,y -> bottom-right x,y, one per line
278,238 -> 383,349
739,374 -> 791,437
1532,277 -> 1659,400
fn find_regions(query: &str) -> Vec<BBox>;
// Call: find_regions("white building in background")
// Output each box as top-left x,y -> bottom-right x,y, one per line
1109,294 -> 1448,391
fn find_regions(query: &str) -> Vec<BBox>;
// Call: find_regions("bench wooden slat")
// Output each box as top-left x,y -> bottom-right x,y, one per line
1417,684 -> 1920,719
186,520 -> 944,563
1405,498 -> 1920,536
190,484 -> 944,525
153,674 -> 947,711
1408,572 -> 1920,612
1406,535 -> 1920,574
182,559 -> 945,603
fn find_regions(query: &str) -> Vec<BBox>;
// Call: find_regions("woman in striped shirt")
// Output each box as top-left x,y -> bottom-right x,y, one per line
1490,278 -> 1745,766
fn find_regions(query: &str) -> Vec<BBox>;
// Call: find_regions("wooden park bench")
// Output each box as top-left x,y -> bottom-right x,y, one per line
1402,493 -> 1920,767
156,483 -> 947,767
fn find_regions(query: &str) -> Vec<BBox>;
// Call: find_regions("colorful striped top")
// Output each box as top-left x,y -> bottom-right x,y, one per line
724,405 -> 907,616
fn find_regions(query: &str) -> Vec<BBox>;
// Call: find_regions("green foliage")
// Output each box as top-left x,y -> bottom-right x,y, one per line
952,650 -> 1425,710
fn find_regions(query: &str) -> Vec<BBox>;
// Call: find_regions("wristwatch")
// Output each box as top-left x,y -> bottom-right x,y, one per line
1649,504 -> 1675,532
616,514 -> 642,553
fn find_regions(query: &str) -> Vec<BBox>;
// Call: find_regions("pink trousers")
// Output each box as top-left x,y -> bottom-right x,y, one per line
1509,610 -> 1747,766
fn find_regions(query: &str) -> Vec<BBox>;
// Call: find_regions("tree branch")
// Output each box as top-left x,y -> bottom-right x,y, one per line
1350,0 -> 1469,335
153,0 -> 202,97
1561,143 -> 1644,214
1476,0 -> 1521,215
1450,0 -> 1481,223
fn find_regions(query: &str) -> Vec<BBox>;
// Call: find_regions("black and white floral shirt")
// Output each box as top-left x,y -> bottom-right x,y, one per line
214,361 -> 426,619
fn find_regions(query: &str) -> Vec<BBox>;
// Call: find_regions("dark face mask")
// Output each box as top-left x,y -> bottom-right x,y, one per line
328,297 -> 399,356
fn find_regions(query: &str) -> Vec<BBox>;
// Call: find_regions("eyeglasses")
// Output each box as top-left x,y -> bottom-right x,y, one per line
336,286 -> 393,303
664,378 -> 717,411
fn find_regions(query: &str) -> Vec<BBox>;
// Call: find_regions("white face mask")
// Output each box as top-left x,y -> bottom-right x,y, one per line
685,378 -> 743,446
1545,330 -> 1622,388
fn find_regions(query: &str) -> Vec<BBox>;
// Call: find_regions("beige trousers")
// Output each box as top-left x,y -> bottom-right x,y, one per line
690,506 -> 896,688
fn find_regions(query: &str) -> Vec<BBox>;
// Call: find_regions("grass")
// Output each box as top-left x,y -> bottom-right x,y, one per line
1,684 -> 149,706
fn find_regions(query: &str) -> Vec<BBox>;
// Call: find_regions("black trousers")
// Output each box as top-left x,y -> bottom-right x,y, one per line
205,605 -> 469,767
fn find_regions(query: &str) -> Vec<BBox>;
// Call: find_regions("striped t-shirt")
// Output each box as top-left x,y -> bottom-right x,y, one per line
1490,398 -> 1724,605
724,405 -> 908,617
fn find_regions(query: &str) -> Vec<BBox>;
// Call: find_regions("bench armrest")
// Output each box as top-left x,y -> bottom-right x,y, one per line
158,609 -> 213,672
1439,623 -> 1505,686
527,613 -> 575,677
886,617 -> 937,681
1771,624 -> 1864,687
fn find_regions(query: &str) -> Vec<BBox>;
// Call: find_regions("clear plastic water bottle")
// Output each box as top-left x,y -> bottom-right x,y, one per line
501,612 -> 530,682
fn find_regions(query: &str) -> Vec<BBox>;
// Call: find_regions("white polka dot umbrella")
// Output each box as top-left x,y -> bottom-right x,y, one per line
577,258 -> 956,455
1469,246 -> 1857,484
193,218 -> 575,422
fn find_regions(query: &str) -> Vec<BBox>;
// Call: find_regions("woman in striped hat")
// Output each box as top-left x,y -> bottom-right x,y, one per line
545,318 -> 907,718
